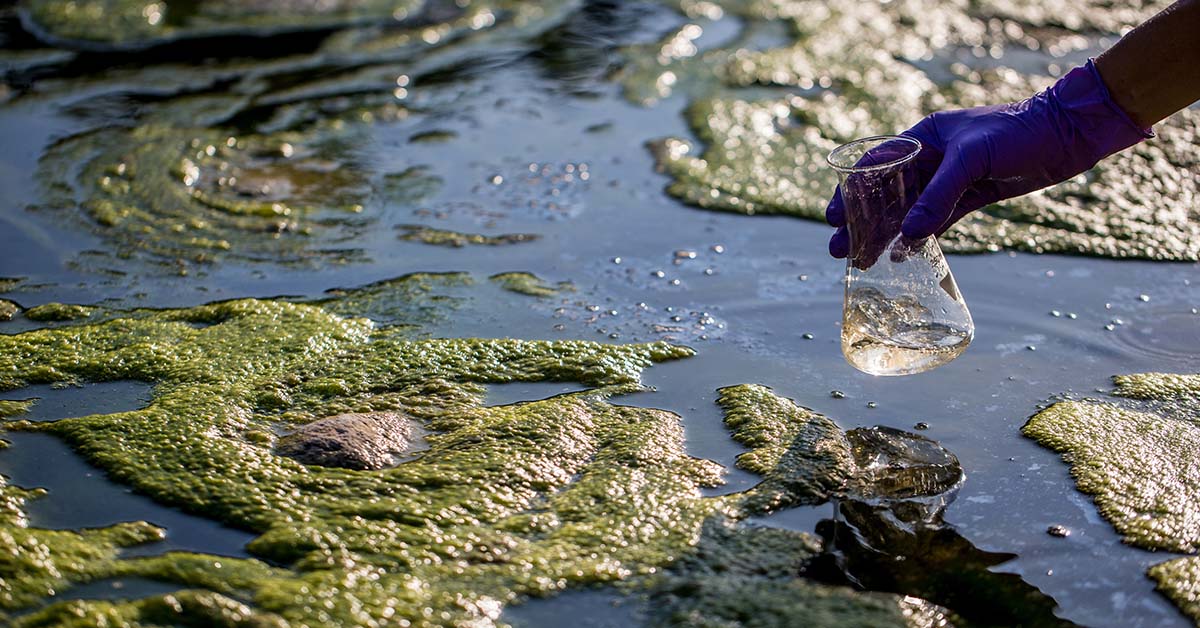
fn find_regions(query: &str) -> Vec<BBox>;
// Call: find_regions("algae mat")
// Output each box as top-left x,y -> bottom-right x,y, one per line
0,287 -> 965,627
1026,373 -> 1200,621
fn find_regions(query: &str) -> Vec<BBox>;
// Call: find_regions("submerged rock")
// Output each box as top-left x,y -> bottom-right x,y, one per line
719,385 -> 962,509
846,426 -> 963,500
276,411 -> 420,470
1025,372 -> 1200,621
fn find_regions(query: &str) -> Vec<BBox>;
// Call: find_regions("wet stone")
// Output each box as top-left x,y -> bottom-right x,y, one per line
1047,525 -> 1070,538
845,426 -> 963,500
275,411 -> 421,470
0,299 -> 18,321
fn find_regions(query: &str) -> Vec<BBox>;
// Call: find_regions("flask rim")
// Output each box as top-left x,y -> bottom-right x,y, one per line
826,135 -> 922,173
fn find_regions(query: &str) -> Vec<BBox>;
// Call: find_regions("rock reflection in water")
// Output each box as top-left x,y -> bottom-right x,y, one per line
812,426 -> 1073,627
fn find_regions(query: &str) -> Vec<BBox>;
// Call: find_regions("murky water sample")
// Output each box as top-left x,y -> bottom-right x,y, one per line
842,286 -> 972,376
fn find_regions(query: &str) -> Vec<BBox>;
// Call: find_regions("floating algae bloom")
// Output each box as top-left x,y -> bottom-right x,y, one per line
19,1 -> 577,272
397,225 -> 540,248
0,290 -> 999,626
642,0 -> 1199,261
489,272 -> 573,298
34,115 -> 445,267
1025,373 -> 1200,620
20,0 -> 424,49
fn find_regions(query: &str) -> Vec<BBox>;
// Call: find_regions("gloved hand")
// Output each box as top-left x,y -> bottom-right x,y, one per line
826,59 -> 1153,259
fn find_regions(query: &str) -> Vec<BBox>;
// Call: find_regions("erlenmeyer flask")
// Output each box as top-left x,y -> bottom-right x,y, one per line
827,135 -> 973,376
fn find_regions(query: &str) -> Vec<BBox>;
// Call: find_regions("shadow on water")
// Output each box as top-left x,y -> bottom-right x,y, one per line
810,497 -> 1075,627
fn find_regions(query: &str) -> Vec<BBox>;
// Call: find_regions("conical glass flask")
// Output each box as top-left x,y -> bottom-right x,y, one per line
827,136 -> 973,376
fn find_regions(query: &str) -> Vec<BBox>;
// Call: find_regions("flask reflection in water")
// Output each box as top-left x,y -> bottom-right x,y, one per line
827,135 -> 973,376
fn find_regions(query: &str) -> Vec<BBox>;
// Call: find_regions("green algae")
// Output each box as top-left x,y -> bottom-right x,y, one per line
1024,374 -> 1200,553
311,272 -> 474,329
35,118 -> 403,266
0,293 -> 739,626
0,292 -> 971,625
718,384 -> 853,512
1149,556 -> 1200,623
489,272 -> 574,298
1025,372 -> 1200,619
0,399 -> 34,418
23,303 -> 96,322
20,0 -> 424,50
398,225 -> 540,248
0,469 -> 165,615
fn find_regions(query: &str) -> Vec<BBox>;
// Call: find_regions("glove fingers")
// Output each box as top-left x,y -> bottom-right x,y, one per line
829,226 -> 849,258
901,148 -> 984,239
938,181 -> 1004,234
825,187 -> 846,228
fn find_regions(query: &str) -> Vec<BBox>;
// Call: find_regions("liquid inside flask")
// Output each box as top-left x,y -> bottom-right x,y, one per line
827,136 -> 974,376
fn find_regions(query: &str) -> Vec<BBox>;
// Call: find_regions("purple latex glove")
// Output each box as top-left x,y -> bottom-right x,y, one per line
827,59 -> 1153,258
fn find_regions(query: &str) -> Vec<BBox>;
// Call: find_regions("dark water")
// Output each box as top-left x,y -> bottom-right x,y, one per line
1,2 -> 1198,626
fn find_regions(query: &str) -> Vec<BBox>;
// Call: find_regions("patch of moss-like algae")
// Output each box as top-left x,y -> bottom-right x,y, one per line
0,302 -> 972,626
0,293 -> 730,626
20,0 -> 424,50
1025,372 -> 1200,621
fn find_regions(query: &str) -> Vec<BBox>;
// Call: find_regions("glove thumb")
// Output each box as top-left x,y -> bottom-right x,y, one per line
901,148 -> 982,239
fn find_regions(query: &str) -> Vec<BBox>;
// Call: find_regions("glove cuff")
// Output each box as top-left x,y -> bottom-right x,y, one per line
1052,59 -> 1154,160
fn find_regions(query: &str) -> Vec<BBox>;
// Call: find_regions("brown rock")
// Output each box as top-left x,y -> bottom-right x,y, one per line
0,299 -> 18,321
276,412 -> 421,470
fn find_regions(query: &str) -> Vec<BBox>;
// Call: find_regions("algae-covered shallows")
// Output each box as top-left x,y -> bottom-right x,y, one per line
1025,373 -> 1200,621
0,297 -> 959,626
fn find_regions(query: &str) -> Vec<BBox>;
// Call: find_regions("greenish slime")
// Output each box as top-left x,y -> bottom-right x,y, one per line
0,299 -> 958,626
489,272 -> 574,298
397,226 -> 540,248
21,0 -> 424,49
1024,372 -> 1200,621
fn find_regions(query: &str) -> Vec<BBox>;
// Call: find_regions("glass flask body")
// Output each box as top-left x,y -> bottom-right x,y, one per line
828,136 -> 974,376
